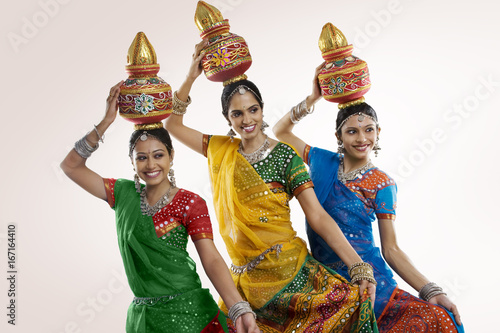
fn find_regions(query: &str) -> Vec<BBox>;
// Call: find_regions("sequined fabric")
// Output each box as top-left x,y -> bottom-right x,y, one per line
105,179 -> 227,332
305,146 -> 464,332
378,288 -> 461,332
206,136 -> 378,332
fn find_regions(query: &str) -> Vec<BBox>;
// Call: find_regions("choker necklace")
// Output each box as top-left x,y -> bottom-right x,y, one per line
238,135 -> 271,164
338,159 -> 374,184
140,185 -> 174,216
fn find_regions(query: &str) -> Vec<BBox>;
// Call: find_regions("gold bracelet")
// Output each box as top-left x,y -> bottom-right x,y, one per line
348,262 -> 377,285
172,91 -> 192,115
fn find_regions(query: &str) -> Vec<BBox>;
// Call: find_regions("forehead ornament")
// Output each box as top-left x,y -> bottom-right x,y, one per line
227,85 -> 263,105
337,112 -> 378,132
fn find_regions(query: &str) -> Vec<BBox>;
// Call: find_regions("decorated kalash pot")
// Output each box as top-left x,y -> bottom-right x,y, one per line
318,23 -> 371,109
194,1 -> 252,86
118,32 -> 172,129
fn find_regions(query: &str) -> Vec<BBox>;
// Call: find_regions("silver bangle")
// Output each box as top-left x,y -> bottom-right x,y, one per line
228,300 -> 256,324
289,98 -> 314,124
419,282 -> 446,302
93,125 -> 104,143
74,135 -> 98,159
172,90 -> 192,115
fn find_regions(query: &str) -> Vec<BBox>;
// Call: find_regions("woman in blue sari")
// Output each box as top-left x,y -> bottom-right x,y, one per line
273,67 -> 464,332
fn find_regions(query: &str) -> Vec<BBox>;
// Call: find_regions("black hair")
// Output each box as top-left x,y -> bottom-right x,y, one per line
221,79 -> 264,121
129,127 -> 174,157
336,102 -> 379,137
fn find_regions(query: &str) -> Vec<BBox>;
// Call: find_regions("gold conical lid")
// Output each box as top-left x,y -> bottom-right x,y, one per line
318,23 -> 348,53
195,1 -> 225,32
127,32 -> 157,66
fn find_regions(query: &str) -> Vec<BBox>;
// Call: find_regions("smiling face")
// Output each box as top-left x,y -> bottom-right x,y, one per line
227,91 -> 264,141
131,137 -> 173,190
337,115 -> 379,162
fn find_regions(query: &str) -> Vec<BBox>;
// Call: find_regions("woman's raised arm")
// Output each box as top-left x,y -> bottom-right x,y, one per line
60,81 -> 123,200
165,40 -> 208,156
273,63 -> 323,157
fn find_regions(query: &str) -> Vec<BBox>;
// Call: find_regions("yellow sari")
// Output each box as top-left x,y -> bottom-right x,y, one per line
207,135 -> 378,332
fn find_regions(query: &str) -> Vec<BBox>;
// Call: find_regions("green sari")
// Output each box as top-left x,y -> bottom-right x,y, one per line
108,178 -> 228,332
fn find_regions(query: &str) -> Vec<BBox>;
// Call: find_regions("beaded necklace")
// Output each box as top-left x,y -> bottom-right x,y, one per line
140,185 -> 174,216
338,158 -> 374,184
238,135 -> 271,164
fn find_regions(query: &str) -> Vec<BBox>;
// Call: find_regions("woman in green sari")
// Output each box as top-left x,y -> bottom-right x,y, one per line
60,82 -> 259,333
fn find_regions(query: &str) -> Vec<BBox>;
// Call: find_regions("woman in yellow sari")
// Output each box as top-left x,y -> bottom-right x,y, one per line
166,41 -> 379,332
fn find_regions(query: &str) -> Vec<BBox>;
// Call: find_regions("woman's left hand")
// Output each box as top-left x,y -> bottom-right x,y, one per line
305,62 -> 324,109
429,294 -> 462,326
187,39 -> 208,81
103,81 -> 123,124
357,280 -> 376,305
235,312 -> 260,333
311,62 -> 324,101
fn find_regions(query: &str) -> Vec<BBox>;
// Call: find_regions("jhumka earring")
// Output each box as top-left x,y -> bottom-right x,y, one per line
261,120 -> 269,132
168,161 -> 176,188
373,137 -> 381,157
134,174 -> 142,193
337,139 -> 345,154
227,125 -> 236,142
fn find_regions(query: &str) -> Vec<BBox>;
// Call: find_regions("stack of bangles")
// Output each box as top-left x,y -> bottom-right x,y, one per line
228,301 -> 256,324
348,262 -> 377,285
290,98 -> 314,124
418,282 -> 447,302
74,125 -> 104,159
172,91 -> 192,115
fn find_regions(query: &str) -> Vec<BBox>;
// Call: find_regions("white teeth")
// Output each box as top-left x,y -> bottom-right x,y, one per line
146,171 -> 160,177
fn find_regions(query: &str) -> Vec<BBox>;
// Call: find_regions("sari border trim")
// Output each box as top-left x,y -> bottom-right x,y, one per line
293,181 -> 314,197
376,213 -> 396,220
156,221 -> 181,238
303,144 -> 311,165
202,134 -> 211,157
103,178 -> 115,208
191,233 -> 214,241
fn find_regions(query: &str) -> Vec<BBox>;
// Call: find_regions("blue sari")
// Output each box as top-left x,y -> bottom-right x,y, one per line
304,146 -> 464,332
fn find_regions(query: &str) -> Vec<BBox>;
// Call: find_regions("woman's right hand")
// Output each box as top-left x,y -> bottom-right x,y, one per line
429,294 -> 462,326
187,39 -> 208,81
304,62 -> 325,110
103,81 -> 123,124
235,312 -> 260,333
357,280 -> 376,306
